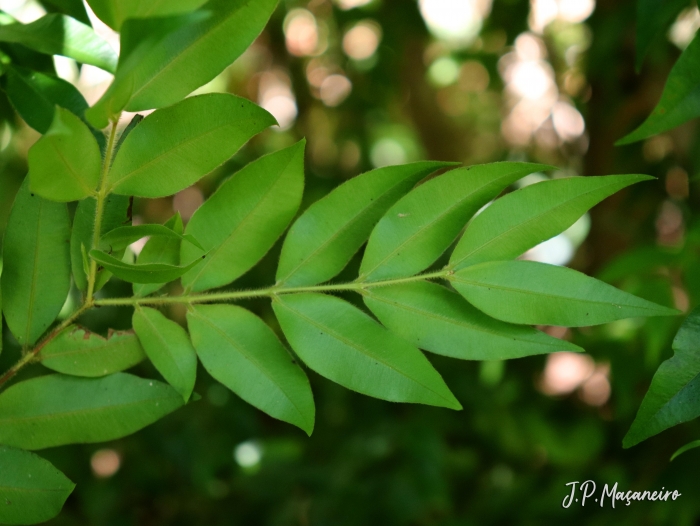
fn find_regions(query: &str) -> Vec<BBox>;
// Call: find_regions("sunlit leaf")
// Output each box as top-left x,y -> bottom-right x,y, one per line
188,304 -> 315,434
182,141 -> 305,292
273,293 -> 461,410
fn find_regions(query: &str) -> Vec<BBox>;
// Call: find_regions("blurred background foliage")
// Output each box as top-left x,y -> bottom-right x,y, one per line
1,0 -> 700,524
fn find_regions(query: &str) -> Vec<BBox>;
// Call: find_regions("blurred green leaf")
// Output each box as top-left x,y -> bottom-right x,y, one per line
86,0 -> 206,30
133,307 -> 197,402
0,373 -> 186,450
188,304 -> 315,434
671,439 -> 700,461
1,180 -> 70,346
106,94 -> 275,197
451,260 -> 679,327
364,281 -> 583,360
273,293 -> 462,410
0,445 -> 75,525
181,141 -> 305,292
636,0 -> 691,71
39,325 -> 146,377
277,161 -> 457,288
89,249 -> 204,284
38,0 -> 91,25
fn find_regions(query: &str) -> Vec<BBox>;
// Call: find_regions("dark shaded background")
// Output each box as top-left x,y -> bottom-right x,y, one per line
1,0 -> 700,524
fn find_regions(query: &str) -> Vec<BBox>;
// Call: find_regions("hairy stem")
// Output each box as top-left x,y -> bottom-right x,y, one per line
86,119 -> 120,303
94,269 -> 453,307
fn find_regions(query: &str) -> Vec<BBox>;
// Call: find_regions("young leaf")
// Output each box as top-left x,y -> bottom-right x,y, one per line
28,107 -> 101,202
272,293 -> 461,410
635,0 -> 689,71
360,162 -> 553,282
0,373 -> 186,450
187,304 -> 315,434
0,446 -> 75,525
133,214 -> 183,297
87,0 -> 277,126
106,94 -> 275,197
671,440 -> 700,461
624,307 -> 700,448
181,141 -> 306,292
1,180 -> 70,346
89,249 -> 204,284
39,325 -> 146,377
1,65 -> 88,133
449,174 -> 653,270
100,224 -> 203,252
618,33 -> 700,144
451,260 -> 679,327
277,161 -> 457,287
364,281 -> 583,360
70,194 -> 131,291
133,307 -> 197,402
86,0 -> 206,30
0,14 -> 117,73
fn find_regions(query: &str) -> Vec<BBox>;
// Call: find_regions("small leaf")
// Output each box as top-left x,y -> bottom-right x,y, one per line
188,304 -> 315,434
133,307 -> 197,402
89,249 -> 204,284
87,0 -> 278,124
182,141 -> 305,292
1,180 -> 70,346
671,439 -> 700,461
1,65 -> 88,133
39,325 -> 146,377
635,0 -> 690,71
70,194 -> 131,291
0,373 -> 186,450
133,214 -> 183,297
277,161 -> 457,287
0,14 -> 117,73
360,162 -> 552,282
273,293 -> 461,410
618,33 -> 700,144
106,93 -> 275,197
364,281 -> 583,360
28,107 -> 101,202
451,260 -> 679,327
0,446 -> 75,525
449,174 -> 653,270
86,0 -> 206,30
100,224 -> 203,252
624,307 -> 700,448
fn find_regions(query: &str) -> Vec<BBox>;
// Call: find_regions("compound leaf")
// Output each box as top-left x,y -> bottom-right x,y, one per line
188,304 -> 315,434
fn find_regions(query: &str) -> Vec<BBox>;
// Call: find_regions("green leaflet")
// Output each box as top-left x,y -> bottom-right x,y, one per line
1,65 -> 88,133
0,373 -> 186,450
133,214 -> 183,297
106,94 -> 275,198
618,33 -> 700,144
86,0 -> 206,30
181,141 -> 305,292
100,224 -> 203,252
451,260 -> 679,327
0,14 -> 117,73
28,107 -> 101,202
1,180 -> 70,346
70,194 -> 131,291
624,307 -> 700,448
39,325 -> 146,377
0,446 -> 75,525
277,161 -> 457,287
360,162 -> 552,282
89,249 -> 204,284
364,281 -> 583,360
39,0 -> 91,25
272,293 -> 461,410
671,439 -> 700,461
449,174 -> 653,270
133,307 -> 197,402
0,260 -> 3,356
635,0 -> 690,71
187,304 -> 315,434
87,0 -> 278,126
